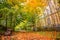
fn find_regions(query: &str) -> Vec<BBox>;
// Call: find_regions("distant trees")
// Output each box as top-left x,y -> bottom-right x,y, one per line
0,0 -> 48,32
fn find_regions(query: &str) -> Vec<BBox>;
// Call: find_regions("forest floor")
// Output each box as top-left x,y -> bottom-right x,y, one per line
0,31 -> 60,40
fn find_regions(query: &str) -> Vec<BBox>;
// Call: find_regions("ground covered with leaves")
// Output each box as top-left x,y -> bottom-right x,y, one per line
0,32 -> 58,40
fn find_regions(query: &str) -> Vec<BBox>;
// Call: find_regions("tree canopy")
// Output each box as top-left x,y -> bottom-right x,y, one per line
0,0 -> 48,31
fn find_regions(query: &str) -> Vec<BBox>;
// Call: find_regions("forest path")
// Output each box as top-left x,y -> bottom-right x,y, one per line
1,32 -> 56,40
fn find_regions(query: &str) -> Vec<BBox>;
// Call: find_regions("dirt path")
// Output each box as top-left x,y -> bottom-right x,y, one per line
1,32 -> 55,40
